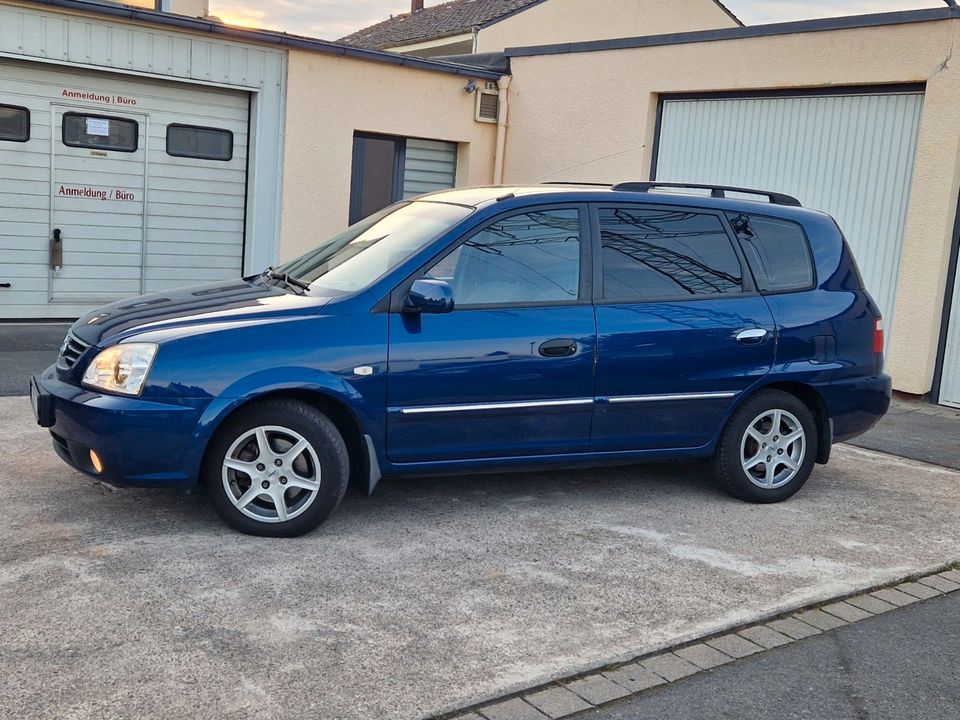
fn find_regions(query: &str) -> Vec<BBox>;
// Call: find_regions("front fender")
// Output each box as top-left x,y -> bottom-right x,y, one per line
182,367 -> 384,486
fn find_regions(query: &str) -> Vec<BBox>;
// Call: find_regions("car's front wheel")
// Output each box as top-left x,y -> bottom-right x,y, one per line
713,390 -> 818,503
204,399 -> 349,537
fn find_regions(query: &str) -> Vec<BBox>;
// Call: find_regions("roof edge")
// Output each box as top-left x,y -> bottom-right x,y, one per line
19,0 -> 504,79
505,6 -> 958,58
478,0 -> 550,30
713,0 -> 743,28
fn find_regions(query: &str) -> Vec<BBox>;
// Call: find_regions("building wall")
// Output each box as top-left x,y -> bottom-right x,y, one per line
502,19 -> 960,395
475,0 -> 739,53
280,51 -> 498,260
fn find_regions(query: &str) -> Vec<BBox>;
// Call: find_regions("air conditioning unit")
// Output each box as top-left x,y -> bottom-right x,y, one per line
476,89 -> 499,124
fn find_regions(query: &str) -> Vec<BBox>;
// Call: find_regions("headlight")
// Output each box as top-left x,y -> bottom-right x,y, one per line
82,343 -> 158,396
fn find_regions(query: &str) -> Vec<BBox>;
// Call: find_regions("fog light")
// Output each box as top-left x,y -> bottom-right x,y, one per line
89,449 -> 103,474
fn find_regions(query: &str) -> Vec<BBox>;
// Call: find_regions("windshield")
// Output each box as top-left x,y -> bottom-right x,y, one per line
276,201 -> 473,295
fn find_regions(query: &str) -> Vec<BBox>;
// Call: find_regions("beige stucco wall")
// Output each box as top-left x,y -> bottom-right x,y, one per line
503,19 -> 960,395
476,0 -> 739,53
280,52 -> 498,261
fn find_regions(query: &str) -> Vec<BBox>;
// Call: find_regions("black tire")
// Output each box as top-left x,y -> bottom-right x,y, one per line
713,390 -> 818,503
203,398 -> 349,537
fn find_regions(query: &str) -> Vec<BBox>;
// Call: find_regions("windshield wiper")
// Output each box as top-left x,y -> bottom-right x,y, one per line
260,266 -> 311,294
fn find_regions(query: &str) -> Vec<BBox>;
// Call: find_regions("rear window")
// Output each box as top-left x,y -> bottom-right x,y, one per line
727,213 -> 815,293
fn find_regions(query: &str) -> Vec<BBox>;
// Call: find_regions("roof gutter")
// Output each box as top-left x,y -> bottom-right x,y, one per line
505,6 -> 960,58
19,0 -> 504,79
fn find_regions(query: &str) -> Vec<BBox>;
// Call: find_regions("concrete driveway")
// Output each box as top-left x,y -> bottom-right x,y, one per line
3,395 -> 960,720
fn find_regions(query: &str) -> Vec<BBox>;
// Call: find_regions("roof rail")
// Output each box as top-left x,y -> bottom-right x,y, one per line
611,182 -> 802,207
541,181 -> 612,187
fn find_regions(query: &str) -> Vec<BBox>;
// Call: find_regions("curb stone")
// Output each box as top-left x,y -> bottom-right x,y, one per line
441,565 -> 960,720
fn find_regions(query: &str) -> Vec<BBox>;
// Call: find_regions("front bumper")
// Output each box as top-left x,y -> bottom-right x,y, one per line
32,366 -> 209,487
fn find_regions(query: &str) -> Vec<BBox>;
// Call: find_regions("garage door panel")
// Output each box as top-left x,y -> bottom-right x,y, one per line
0,60 -> 249,319
656,91 -> 923,337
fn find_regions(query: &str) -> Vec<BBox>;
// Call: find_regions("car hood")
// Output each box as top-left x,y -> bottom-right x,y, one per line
71,280 -> 329,347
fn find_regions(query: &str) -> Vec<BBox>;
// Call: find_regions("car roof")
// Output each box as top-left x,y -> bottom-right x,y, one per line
417,184 -> 831,223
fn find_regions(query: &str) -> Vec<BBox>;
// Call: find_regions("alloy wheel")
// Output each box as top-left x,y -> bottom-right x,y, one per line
739,408 -> 806,489
221,425 -> 322,523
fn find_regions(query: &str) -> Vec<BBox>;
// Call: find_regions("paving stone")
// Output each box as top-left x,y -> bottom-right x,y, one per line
794,609 -> 848,631
872,587 -> 921,607
602,663 -> 666,692
767,617 -> 822,639
737,624 -> 793,649
705,633 -> 764,659
821,600 -> 873,623
639,653 -> 700,681
845,593 -> 898,615
940,570 -> 960,584
478,698 -> 548,720
674,643 -> 734,670
897,581 -> 942,600
563,674 -> 631,705
523,686 -> 592,718
917,574 -> 960,593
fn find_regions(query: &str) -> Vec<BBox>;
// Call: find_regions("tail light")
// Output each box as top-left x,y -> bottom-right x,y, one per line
873,317 -> 885,354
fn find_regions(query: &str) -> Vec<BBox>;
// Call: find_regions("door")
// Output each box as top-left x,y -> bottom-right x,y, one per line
50,105 -> 147,304
591,204 -> 776,451
655,90 -> 923,346
940,263 -> 960,408
386,206 -> 596,463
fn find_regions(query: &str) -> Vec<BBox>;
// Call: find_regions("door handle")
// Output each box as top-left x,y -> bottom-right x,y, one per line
539,338 -> 577,358
736,328 -> 768,345
50,228 -> 63,271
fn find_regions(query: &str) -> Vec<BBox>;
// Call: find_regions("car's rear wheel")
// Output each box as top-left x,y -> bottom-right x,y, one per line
204,399 -> 349,536
713,390 -> 818,503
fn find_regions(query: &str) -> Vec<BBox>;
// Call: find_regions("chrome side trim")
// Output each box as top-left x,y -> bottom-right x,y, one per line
606,391 -> 737,404
397,398 -> 594,415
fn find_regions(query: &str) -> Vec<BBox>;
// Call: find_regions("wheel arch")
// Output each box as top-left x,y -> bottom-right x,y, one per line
197,386 -> 377,496
748,381 -> 832,464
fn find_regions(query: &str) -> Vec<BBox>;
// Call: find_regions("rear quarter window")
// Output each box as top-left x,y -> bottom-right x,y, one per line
726,213 -> 815,293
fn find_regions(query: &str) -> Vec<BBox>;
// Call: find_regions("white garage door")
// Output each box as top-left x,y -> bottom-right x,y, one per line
0,61 -> 249,319
654,90 -> 924,337
941,271 -> 960,408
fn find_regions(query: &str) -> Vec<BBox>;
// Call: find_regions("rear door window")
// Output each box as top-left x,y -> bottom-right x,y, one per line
726,213 -> 815,292
598,206 -> 743,299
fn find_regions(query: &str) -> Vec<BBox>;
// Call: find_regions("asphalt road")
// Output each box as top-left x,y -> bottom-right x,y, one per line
0,323 -> 67,396
3,394 -> 960,719
579,590 -> 960,720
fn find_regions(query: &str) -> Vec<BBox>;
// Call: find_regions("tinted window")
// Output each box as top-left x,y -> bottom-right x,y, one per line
599,207 -> 743,299
727,213 -> 814,292
166,124 -> 233,161
0,105 -> 29,142
62,113 -> 138,152
427,209 -> 581,306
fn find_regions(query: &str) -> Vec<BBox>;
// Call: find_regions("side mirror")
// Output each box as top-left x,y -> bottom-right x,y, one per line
404,278 -> 454,314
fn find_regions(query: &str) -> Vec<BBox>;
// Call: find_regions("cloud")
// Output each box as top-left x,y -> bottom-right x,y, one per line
208,0 -> 946,40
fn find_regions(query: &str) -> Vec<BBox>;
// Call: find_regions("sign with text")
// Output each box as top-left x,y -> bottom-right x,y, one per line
57,185 -> 138,202
60,89 -> 139,107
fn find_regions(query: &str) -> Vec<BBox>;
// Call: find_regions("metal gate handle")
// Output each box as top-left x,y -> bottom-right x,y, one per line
51,228 -> 62,271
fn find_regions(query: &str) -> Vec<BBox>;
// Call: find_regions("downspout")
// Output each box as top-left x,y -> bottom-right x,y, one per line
493,75 -> 511,185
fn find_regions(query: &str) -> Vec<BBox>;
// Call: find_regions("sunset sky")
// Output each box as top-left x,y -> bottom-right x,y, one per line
207,0 -> 945,40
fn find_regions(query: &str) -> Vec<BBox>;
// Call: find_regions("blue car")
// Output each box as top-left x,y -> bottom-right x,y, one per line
31,182 -> 891,536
